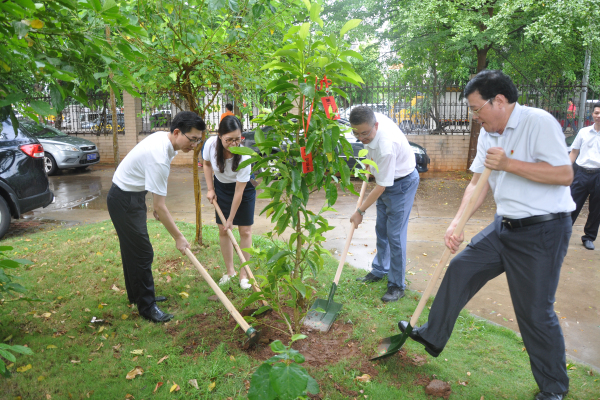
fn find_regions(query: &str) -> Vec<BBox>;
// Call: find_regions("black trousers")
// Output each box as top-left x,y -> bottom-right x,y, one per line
418,214 -> 571,393
570,167 -> 600,242
107,184 -> 156,314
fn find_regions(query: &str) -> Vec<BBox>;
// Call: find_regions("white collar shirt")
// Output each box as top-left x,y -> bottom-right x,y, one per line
364,112 -> 416,187
470,103 -> 575,219
112,131 -> 176,196
202,135 -> 251,183
571,125 -> 600,169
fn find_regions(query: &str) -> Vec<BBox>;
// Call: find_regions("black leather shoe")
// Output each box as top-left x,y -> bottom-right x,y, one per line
381,287 -> 404,302
535,391 -> 567,400
140,305 -> 174,323
398,320 -> 443,357
583,240 -> 595,250
356,272 -> 382,283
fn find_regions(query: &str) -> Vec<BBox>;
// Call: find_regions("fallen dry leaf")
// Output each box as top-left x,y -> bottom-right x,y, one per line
157,355 -> 169,364
121,314 -> 129,320
166,276 -> 172,283
467,371 -> 471,376
46,395 -> 51,400
126,366 -> 143,380
111,284 -> 120,292
189,379 -> 199,389
41,313 -> 51,318
170,383 -> 180,393
130,349 -> 144,355
355,374 -> 371,383
229,355 -> 235,362
179,292 -> 189,299
46,345 -> 57,349
17,364 -> 32,372
125,395 -> 134,399
153,382 -> 163,393
208,381 -> 216,391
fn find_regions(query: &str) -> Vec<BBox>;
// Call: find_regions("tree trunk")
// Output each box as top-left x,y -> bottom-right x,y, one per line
106,25 -> 120,169
578,45 -> 592,130
466,46 -> 490,168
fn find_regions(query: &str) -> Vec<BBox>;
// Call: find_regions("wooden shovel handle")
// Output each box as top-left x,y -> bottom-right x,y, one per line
409,167 -> 491,327
184,248 -> 251,331
212,200 -> 265,301
333,178 -> 369,285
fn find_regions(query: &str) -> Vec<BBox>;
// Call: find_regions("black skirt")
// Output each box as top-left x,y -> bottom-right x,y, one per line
214,177 -> 256,226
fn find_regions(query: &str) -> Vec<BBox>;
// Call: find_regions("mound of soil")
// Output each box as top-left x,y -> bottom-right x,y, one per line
425,379 -> 452,399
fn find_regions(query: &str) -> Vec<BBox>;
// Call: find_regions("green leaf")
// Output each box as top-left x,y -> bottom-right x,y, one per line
101,0 -> 118,13
0,350 -> 16,363
298,22 -> 310,41
270,363 -> 309,400
229,146 -> 257,156
362,159 -> 379,172
340,49 -> 363,60
208,0 -> 227,11
7,345 -> 33,355
301,0 -> 311,11
310,3 -> 322,24
252,4 -> 265,18
358,149 -> 368,157
291,334 -> 307,343
291,168 -> 301,192
0,246 -> 14,251
11,21 -> 30,39
340,19 -> 362,36
306,376 -> 319,394
325,184 -> 337,205
292,279 -> 306,298
29,101 -> 55,116
299,83 -> 315,98
269,340 -> 286,353
248,364 -> 276,400
0,93 -> 26,108
50,85 -> 65,113
228,0 -> 239,12
267,250 -> 291,264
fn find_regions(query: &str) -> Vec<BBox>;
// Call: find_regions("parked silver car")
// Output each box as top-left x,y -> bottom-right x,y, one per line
19,120 -> 100,175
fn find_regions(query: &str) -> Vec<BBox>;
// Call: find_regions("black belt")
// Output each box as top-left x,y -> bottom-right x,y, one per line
394,169 -> 415,182
579,167 -> 600,174
501,212 -> 571,229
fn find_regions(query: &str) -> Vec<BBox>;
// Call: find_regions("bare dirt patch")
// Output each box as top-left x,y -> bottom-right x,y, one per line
425,379 -> 452,399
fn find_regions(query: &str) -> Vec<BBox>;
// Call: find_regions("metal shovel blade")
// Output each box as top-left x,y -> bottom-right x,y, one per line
370,323 -> 413,361
244,326 -> 261,347
303,298 -> 343,331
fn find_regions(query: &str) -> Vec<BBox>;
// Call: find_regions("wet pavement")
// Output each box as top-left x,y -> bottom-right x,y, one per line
17,164 -> 600,370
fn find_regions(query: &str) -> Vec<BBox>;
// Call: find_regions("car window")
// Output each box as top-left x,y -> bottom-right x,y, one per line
1,120 -> 18,140
20,121 -> 68,138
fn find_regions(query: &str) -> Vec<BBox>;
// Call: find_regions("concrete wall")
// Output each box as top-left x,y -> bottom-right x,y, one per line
84,92 -> 470,170
407,135 -> 470,171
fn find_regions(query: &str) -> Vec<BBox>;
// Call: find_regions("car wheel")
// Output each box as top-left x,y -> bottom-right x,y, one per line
0,196 -> 11,240
45,153 -> 58,176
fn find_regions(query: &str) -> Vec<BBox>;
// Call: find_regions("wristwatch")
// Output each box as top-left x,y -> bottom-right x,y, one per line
356,208 -> 365,216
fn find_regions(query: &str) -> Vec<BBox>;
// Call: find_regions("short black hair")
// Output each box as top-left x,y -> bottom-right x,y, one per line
170,111 -> 205,134
225,103 -> 233,111
349,106 -> 376,126
593,102 -> 600,112
464,70 -> 519,103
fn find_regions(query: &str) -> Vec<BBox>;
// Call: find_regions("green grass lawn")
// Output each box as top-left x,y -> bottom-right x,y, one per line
1,220 -> 599,399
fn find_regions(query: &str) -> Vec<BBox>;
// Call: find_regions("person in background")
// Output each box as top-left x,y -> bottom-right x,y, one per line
203,115 -> 256,290
563,98 -> 577,133
220,103 -> 235,122
349,106 -> 419,303
569,102 -> 600,250
107,111 -> 205,323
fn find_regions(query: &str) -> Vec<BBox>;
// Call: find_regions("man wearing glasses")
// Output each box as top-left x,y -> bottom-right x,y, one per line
349,106 -> 419,303
398,70 -> 574,400
107,111 -> 205,323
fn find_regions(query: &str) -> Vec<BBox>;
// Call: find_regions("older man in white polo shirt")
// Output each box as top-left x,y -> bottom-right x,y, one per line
569,102 -> 600,250
107,111 -> 205,323
398,71 -> 574,400
349,106 -> 419,303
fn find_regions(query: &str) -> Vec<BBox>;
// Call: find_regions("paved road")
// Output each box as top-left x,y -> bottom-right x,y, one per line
21,164 -> 600,370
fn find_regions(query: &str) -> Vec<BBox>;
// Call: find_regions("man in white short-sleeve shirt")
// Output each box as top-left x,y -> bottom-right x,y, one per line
107,111 -> 205,323
569,102 -> 600,250
349,108 -> 419,303
399,71 -> 574,400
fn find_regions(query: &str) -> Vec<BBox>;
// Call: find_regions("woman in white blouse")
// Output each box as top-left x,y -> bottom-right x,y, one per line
202,116 -> 256,289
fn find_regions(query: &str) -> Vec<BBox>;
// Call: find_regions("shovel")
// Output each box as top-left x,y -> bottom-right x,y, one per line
212,201 -> 270,311
371,167 -> 491,360
303,178 -> 369,331
184,248 -> 260,346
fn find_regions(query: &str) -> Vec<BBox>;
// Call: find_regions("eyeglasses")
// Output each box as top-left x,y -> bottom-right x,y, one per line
352,125 -> 375,138
182,132 -> 202,144
222,137 -> 241,144
471,99 -> 491,116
